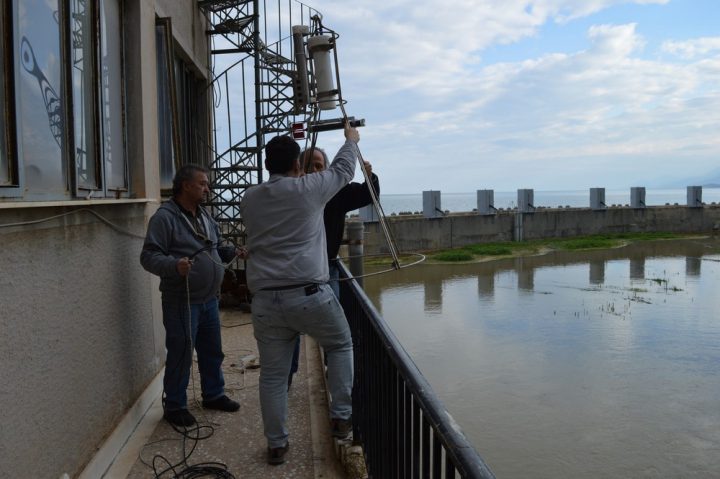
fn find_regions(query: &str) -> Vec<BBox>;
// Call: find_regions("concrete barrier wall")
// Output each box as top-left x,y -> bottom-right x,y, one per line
359,205 -> 720,255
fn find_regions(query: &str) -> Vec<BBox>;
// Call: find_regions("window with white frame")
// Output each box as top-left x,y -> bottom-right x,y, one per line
4,0 -> 127,200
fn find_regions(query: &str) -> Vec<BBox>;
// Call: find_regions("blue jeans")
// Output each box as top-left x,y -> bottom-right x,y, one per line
289,261 -> 341,375
252,283 -> 353,448
162,297 -> 226,410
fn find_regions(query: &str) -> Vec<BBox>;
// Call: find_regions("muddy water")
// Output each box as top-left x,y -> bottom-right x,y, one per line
363,238 -> 720,478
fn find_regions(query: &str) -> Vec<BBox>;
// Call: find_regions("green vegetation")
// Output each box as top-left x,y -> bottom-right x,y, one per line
415,232 -> 690,264
465,244 -> 515,256
550,238 -> 618,250
433,251 -> 474,262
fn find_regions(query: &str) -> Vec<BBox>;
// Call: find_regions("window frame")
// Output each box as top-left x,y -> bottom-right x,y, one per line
156,17 -> 183,196
1,0 -> 127,202
98,0 -> 128,196
65,0 -> 103,196
0,0 -> 20,195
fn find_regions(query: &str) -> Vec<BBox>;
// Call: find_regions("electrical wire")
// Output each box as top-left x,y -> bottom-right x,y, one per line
336,252 -> 427,281
0,207 -> 146,239
143,276 -> 238,478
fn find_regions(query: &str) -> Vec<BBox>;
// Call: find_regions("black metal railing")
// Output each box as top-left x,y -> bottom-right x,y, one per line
338,262 -> 496,479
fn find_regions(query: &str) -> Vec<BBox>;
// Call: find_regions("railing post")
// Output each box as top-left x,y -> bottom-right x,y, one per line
346,220 -> 364,287
338,261 -> 496,479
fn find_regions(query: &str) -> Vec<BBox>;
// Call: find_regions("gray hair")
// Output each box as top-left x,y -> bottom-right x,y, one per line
172,164 -> 209,196
300,146 -> 329,174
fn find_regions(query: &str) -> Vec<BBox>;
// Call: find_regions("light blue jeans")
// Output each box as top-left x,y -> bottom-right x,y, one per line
252,283 -> 353,448
289,261 -> 341,376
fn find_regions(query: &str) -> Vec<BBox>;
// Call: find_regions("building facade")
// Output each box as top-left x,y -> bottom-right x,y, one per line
0,0 -> 212,476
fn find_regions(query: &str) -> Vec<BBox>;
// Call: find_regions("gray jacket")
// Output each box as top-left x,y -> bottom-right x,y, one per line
240,139 -> 358,292
140,200 -> 231,303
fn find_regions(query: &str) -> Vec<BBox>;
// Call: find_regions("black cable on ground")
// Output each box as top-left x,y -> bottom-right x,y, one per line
148,423 -> 236,479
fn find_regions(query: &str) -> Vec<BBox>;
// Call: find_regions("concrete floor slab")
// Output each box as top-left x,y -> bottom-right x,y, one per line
108,309 -> 345,478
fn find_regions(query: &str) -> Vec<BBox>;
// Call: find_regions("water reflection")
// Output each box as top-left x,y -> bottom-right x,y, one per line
477,272 -> 494,298
686,256 -> 701,276
364,238 -> 720,478
424,275 -> 442,313
370,239 -> 718,306
589,260 -> 604,284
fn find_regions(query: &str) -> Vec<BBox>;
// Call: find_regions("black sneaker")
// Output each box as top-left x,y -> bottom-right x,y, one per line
202,394 -> 240,412
163,409 -> 196,427
267,442 -> 290,465
330,417 -> 352,439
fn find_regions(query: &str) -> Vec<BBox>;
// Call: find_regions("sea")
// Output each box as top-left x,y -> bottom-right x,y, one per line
371,188 -> 720,215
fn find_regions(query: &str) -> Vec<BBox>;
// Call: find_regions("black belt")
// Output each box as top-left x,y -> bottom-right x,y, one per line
261,283 -> 319,296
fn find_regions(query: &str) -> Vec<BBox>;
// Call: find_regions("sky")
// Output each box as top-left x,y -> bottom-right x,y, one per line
292,0 -> 720,194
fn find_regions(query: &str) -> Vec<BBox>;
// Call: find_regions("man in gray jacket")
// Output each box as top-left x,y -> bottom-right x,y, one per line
240,125 -> 359,464
141,165 -> 240,427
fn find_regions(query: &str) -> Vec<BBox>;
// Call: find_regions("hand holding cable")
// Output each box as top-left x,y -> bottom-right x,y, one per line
177,257 -> 193,276
344,120 -> 359,143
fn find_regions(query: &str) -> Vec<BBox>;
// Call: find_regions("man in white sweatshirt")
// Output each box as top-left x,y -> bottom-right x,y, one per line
240,124 -> 360,465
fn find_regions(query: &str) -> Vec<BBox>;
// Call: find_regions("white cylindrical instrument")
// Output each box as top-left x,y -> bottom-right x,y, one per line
307,34 -> 337,111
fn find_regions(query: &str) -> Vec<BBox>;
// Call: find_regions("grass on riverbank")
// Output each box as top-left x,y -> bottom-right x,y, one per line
365,232 -> 690,265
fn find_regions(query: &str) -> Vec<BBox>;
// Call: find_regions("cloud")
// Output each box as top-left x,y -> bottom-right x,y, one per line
211,1 -> 717,192
662,37 -> 720,59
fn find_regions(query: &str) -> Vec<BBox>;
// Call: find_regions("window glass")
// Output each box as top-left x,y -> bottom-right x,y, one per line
100,0 -> 126,191
0,0 -> 8,186
175,60 -> 209,168
156,21 -> 177,191
70,0 -> 98,189
17,0 -> 66,194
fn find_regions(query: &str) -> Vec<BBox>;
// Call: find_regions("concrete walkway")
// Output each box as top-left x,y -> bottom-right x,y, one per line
107,309 -> 346,478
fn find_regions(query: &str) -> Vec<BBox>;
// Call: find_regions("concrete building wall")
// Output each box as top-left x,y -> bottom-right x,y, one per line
0,0 -> 210,477
0,203 -> 157,477
156,0 -> 210,76
360,205 -> 720,255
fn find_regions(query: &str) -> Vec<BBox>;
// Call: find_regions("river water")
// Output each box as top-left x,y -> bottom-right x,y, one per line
362,238 -> 720,478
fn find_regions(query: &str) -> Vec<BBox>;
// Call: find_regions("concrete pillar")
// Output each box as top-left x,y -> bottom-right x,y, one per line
346,221 -> 364,287
423,190 -> 442,218
477,189 -> 496,215
631,187 -> 646,209
517,189 -> 534,213
687,186 -> 703,208
514,212 -> 524,242
590,188 -> 606,210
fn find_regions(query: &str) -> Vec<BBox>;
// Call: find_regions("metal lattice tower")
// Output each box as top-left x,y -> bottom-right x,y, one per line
198,0 -> 322,246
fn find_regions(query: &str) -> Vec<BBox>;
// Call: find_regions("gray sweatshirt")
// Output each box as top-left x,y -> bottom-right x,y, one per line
140,199 -> 230,303
240,139 -> 358,292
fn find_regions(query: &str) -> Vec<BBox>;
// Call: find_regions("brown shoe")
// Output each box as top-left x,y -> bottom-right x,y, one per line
267,442 -> 289,465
